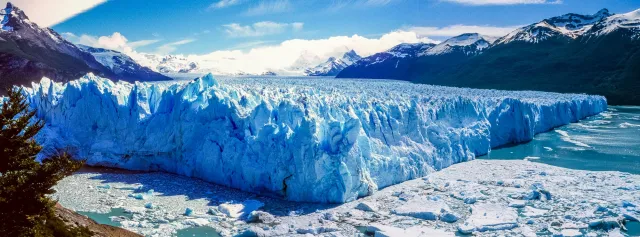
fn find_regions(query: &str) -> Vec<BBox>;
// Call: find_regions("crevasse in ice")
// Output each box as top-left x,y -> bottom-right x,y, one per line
23,73 -> 607,203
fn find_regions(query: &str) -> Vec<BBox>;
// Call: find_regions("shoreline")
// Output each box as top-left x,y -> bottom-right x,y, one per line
53,159 -> 640,236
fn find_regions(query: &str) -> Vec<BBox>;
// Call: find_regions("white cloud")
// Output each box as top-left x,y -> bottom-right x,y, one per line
185,30 -> 437,74
406,24 -> 521,37
0,0 -> 105,27
223,21 -> 304,37
65,30 -> 436,75
208,0 -> 242,10
439,0 -> 562,6
362,0 -> 394,6
129,39 -> 162,48
63,32 -> 165,63
292,22 -> 304,31
245,0 -> 292,16
155,39 -> 197,55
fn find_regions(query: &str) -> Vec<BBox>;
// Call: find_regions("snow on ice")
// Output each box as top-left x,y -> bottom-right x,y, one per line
52,160 -> 640,236
25,73 -> 606,203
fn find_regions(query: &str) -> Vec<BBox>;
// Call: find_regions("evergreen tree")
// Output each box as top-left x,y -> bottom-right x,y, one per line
0,87 -> 91,237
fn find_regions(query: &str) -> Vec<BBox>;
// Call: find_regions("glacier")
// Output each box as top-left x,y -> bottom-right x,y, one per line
23,73 -> 606,203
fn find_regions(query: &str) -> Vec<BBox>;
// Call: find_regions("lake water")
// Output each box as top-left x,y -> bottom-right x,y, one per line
482,106 -> 640,174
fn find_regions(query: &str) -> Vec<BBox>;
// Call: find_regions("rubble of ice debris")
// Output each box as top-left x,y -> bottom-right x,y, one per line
28,73 -> 606,203
53,160 -> 639,236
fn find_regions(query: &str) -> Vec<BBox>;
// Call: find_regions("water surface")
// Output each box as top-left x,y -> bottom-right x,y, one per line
482,106 -> 640,174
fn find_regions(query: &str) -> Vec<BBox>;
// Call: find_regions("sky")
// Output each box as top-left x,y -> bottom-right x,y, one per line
2,0 -> 639,73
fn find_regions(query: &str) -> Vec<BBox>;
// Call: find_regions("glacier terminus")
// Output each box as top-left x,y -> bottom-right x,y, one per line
24,74 -> 607,203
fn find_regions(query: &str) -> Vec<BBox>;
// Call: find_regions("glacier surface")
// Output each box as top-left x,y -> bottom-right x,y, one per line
24,73 -> 606,203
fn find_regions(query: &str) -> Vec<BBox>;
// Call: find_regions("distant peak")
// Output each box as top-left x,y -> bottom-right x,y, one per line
2,1 -> 30,24
343,49 -> 359,57
456,33 -> 480,37
596,8 -> 610,16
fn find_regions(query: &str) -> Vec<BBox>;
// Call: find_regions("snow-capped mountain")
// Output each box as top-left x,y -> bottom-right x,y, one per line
587,9 -> 640,37
305,50 -> 361,76
0,2 -> 115,92
78,45 -> 171,81
410,8 -> 640,105
138,54 -> 200,74
288,50 -> 323,72
495,9 -> 612,44
349,42 -> 434,67
421,33 -> 495,56
0,2 -> 168,93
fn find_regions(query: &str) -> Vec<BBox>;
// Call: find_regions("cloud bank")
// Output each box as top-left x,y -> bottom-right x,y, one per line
223,21 -> 303,37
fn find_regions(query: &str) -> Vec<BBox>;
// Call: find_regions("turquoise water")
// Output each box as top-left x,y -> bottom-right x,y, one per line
175,226 -> 221,237
482,106 -> 640,174
78,208 -> 131,227
81,208 -> 221,237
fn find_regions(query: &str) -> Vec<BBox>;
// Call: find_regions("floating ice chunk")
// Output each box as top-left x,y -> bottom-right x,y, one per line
607,229 -> 625,237
355,201 -> 378,212
246,211 -> 277,224
182,218 -> 210,227
464,197 -> 477,204
96,184 -> 111,189
367,224 -> 454,237
619,122 -> 640,128
508,200 -> 526,208
218,200 -> 264,219
124,207 -> 146,214
588,218 -> 622,230
522,206 -> 549,217
440,212 -> 460,223
459,203 -> 518,233
296,224 -> 340,235
621,200 -> 637,208
622,211 -> 639,222
544,147 -> 553,151
128,193 -> 146,200
525,183 -> 552,201
561,229 -> 582,237
184,208 -> 193,216
144,202 -> 153,209
556,129 -> 591,148
392,199 -> 454,221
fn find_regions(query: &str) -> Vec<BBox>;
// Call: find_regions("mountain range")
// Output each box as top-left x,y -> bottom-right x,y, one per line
305,50 -> 361,76
0,2 -> 169,94
339,8 -> 640,105
1,2 -> 638,105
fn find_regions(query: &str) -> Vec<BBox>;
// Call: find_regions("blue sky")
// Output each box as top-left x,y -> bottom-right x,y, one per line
43,0 -> 639,55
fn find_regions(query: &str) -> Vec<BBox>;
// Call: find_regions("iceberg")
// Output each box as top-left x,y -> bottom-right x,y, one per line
23,73 -> 607,203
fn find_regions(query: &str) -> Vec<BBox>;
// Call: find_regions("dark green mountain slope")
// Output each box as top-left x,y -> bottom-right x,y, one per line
411,29 -> 640,105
